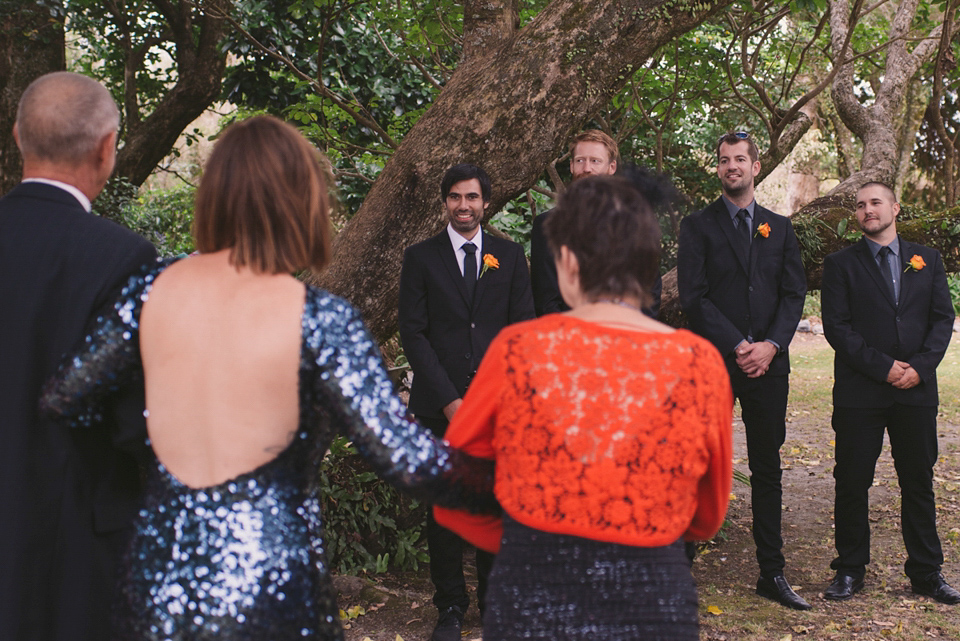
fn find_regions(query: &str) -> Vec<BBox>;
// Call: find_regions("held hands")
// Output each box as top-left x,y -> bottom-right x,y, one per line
888,360 -> 921,389
736,340 -> 778,378
442,398 -> 463,421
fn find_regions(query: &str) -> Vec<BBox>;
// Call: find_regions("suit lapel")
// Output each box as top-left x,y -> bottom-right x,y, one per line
711,200 -> 749,274
897,236 -> 913,308
472,232 -> 493,312
435,232 -> 473,308
748,207 -> 768,277
855,238 -> 897,309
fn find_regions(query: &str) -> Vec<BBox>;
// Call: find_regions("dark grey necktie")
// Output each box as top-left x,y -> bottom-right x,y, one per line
462,242 -> 477,299
877,245 -> 897,302
736,209 -> 751,252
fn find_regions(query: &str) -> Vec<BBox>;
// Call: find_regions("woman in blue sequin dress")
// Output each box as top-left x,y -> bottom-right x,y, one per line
40,116 -> 497,640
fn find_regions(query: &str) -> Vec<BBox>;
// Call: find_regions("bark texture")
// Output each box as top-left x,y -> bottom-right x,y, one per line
314,0 -> 734,341
0,2 -> 65,193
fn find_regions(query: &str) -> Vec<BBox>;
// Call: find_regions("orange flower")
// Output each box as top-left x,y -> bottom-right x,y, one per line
480,253 -> 499,278
755,222 -> 771,238
906,254 -> 926,272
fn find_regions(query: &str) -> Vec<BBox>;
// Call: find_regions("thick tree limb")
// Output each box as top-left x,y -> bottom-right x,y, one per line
115,1 -> 228,186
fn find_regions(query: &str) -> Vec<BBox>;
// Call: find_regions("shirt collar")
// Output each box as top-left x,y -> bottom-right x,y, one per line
446,223 -> 483,254
22,178 -> 92,212
721,195 -> 755,221
865,235 -> 900,260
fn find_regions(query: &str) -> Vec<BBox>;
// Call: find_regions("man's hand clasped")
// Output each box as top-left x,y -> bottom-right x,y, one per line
736,340 -> 778,378
887,360 -> 920,389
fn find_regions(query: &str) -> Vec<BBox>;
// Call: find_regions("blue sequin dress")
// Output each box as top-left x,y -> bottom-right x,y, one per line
41,260 -> 497,640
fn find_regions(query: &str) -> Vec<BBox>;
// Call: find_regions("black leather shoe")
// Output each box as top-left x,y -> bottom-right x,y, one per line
823,573 -> 864,601
911,573 -> 960,605
756,575 -> 812,610
430,605 -> 464,641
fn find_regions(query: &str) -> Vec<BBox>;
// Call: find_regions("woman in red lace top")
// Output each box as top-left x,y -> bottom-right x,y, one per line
435,174 -> 733,640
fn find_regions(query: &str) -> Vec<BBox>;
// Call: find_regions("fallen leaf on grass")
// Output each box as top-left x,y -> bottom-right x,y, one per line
707,605 -> 723,615
396,635 -> 405,641
791,624 -> 810,634
779,635 -> 792,641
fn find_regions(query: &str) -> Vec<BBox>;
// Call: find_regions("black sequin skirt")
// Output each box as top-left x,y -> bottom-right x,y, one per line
484,515 -> 698,641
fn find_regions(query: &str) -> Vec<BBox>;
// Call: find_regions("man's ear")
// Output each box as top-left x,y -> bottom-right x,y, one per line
93,130 -> 117,175
12,123 -> 21,151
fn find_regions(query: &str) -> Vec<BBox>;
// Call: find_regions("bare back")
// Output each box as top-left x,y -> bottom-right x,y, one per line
139,251 -> 305,488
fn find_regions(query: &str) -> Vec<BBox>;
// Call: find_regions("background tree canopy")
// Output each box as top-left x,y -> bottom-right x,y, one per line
1,0 -> 958,336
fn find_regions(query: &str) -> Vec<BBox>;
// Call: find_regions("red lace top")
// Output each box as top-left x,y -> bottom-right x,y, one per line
435,314 -> 733,553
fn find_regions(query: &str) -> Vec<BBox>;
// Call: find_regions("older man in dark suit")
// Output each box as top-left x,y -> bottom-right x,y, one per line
0,72 -> 157,641
821,182 -> 958,604
677,132 -> 808,609
399,163 -> 534,640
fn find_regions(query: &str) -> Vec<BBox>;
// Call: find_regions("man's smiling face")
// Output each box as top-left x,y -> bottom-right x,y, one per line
717,140 -> 760,198
444,178 -> 488,239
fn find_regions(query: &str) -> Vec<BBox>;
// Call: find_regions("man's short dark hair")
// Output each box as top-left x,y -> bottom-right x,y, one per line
858,181 -> 897,203
441,163 -> 492,202
545,175 -> 661,307
716,132 -> 760,163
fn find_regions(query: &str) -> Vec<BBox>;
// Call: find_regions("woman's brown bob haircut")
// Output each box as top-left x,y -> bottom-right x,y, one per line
193,115 -> 333,274
545,175 -> 660,307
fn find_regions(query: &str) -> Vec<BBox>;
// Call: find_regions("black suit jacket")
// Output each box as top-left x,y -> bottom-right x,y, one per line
677,197 -> 806,376
530,209 -> 662,318
399,229 -> 535,420
0,182 -> 157,641
822,237 -> 954,408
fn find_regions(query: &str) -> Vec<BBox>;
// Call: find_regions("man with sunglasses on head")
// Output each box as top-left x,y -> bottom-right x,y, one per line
677,132 -> 809,609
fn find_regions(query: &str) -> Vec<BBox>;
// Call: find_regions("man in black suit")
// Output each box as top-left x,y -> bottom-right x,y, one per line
399,163 -> 534,640
530,130 -> 661,317
0,72 -> 157,641
821,182 -> 959,604
677,132 -> 809,609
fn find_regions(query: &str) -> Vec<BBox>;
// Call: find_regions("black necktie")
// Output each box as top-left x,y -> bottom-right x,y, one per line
462,242 -> 477,300
877,246 -> 897,302
736,209 -> 751,253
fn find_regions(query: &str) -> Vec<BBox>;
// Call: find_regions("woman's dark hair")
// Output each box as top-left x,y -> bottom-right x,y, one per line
545,175 -> 661,306
193,115 -> 333,274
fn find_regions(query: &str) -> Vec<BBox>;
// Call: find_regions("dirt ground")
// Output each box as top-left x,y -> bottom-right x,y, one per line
334,332 -> 960,640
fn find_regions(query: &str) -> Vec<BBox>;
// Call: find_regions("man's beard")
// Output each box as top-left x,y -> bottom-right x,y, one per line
722,177 -> 752,198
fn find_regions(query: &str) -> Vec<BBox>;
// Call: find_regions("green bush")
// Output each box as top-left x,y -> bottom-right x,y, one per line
117,186 -> 197,257
319,436 -> 428,575
949,273 -> 960,316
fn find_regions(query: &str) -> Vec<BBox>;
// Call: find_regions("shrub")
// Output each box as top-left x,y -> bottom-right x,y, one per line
319,436 -> 428,575
116,185 -> 197,257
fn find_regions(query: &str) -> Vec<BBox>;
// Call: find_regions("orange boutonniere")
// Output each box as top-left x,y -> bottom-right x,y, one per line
905,254 -> 926,272
480,253 -> 499,278
755,222 -> 771,238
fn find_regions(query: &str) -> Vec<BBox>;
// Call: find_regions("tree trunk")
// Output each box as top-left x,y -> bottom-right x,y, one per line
0,1 -> 65,193
313,0 -> 734,342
